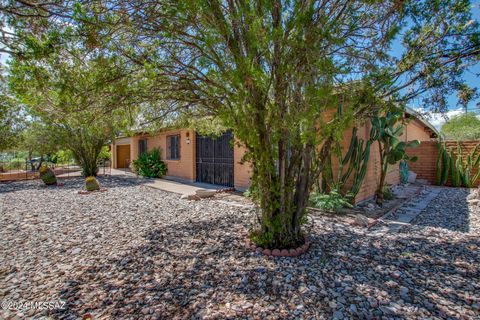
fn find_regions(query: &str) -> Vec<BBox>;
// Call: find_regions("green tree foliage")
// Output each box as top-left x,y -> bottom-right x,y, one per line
19,122 -> 60,169
6,15 -> 145,176
441,113 -> 480,141
2,0 -> 479,248
0,73 -> 23,151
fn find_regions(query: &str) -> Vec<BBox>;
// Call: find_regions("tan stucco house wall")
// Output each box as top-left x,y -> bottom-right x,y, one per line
112,112 -> 436,202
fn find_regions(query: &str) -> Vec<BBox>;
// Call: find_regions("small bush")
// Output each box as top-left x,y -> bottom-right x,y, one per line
309,189 -> 353,212
98,146 -> 111,161
382,186 -> 394,201
54,150 -> 74,164
85,176 -> 100,191
4,160 -> 25,171
39,166 -> 57,185
131,148 -> 168,178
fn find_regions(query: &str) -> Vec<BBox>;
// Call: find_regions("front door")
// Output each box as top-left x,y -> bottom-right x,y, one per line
196,131 -> 234,187
116,145 -> 131,168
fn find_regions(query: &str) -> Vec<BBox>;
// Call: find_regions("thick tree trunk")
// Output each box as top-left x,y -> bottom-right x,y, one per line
376,143 -> 387,205
36,156 -> 44,171
251,139 -> 332,249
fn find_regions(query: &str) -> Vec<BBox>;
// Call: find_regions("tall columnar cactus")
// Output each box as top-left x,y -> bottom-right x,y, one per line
461,143 -> 480,187
349,139 -> 371,198
39,166 -> 57,186
435,142 -> 445,185
450,146 -> 462,187
321,126 -> 374,201
435,142 -> 480,187
85,176 -> 100,191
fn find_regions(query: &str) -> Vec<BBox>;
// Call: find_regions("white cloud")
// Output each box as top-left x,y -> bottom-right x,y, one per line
423,108 -> 465,130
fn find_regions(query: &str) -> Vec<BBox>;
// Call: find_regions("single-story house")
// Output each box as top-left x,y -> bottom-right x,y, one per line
111,108 -> 438,203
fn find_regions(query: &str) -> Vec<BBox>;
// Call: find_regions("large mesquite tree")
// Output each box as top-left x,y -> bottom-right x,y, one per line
112,1 -> 402,248
3,0 -> 478,248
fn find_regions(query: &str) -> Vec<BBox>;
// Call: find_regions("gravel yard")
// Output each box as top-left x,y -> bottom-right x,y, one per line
1,178 -> 479,319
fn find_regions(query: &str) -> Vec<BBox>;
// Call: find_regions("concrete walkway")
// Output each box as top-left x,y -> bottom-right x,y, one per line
372,187 -> 443,234
110,168 -> 223,195
143,178 -> 221,195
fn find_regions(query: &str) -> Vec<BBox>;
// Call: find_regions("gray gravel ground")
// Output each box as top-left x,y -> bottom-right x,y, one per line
0,178 -> 479,319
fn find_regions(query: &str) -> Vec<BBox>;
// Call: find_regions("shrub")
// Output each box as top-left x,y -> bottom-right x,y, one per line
131,148 -> 168,178
309,189 -> 353,212
54,150 -> 74,164
382,186 -> 394,201
4,160 -> 25,171
39,166 -> 57,185
85,176 -> 100,191
98,146 -> 111,161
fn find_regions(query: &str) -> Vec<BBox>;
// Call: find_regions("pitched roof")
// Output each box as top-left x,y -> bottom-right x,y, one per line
405,106 -> 439,138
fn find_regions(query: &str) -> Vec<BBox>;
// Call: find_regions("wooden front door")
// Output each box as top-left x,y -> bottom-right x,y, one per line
196,131 -> 234,187
116,145 -> 131,168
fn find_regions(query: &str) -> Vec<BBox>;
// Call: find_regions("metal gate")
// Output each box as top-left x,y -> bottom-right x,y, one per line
195,131 -> 234,187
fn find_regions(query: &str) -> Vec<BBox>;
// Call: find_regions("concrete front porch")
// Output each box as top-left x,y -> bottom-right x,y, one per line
110,168 -> 222,195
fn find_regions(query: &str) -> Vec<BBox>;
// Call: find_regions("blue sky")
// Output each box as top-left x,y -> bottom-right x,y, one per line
423,2 -> 480,128
445,1 -> 479,112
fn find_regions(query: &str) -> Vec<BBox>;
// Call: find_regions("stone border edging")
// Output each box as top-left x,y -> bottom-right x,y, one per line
244,239 -> 310,257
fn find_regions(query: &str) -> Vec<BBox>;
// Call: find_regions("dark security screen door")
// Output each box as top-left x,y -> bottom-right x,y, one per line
196,131 -> 234,187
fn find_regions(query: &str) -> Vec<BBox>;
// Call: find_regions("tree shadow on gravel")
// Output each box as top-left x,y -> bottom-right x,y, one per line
330,230 -> 480,320
0,175 -> 149,194
411,188 -> 472,233
49,213 -> 479,320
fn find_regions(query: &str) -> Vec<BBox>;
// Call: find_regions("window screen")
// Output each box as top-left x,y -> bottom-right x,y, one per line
167,135 -> 180,160
138,139 -> 148,156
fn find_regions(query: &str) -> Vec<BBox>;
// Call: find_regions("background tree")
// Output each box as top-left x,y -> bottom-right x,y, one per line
0,72 -> 23,152
8,30 -> 140,176
20,122 -> 59,169
441,113 -> 480,140
456,84 -> 479,113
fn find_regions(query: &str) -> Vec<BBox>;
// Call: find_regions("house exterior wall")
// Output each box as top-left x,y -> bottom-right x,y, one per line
328,117 -> 434,203
233,143 -> 251,191
114,129 -> 196,181
402,118 -> 433,142
112,115 -> 435,202
111,137 -> 131,169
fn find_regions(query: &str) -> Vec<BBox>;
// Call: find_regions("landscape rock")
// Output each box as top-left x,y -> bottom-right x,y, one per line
353,214 -> 369,227
0,178 -> 478,319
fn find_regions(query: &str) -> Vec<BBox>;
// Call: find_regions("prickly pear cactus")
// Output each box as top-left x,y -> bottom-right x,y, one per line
39,166 -> 57,186
85,176 -> 100,191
